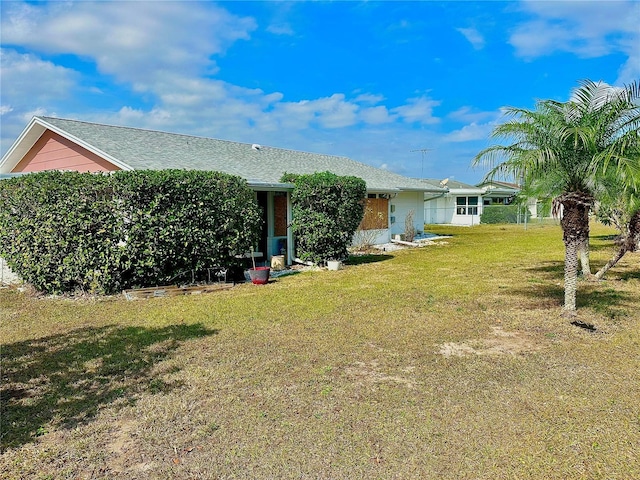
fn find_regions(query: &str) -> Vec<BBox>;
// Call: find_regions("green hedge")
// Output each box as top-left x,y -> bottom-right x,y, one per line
282,171 -> 366,264
481,205 -> 530,224
0,170 -> 262,294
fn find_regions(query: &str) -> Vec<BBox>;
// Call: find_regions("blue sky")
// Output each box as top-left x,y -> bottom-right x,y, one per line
1,1 -> 638,184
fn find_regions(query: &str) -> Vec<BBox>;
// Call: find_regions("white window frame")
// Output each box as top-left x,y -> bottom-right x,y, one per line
456,196 -> 479,215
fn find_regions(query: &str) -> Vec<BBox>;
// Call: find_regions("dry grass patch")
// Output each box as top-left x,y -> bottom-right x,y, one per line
1,223 -> 639,479
438,325 -> 542,357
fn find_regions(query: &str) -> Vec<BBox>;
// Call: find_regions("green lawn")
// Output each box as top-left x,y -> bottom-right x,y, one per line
1,223 -> 639,479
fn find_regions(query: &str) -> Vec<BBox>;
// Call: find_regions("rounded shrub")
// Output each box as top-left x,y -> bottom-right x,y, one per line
282,171 -> 366,264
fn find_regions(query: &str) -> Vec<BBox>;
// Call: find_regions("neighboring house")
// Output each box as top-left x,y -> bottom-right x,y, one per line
477,180 -> 548,218
476,180 -> 520,207
423,178 -> 485,226
423,178 -> 545,226
0,116 -> 445,262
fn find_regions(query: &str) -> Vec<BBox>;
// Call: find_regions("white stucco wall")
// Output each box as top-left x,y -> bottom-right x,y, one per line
389,191 -> 426,236
351,228 -> 389,247
424,196 -> 453,224
424,194 -> 482,226
1,257 -> 21,285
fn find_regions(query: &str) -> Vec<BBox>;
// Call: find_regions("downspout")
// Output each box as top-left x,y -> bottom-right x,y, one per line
423,192 -> 447,203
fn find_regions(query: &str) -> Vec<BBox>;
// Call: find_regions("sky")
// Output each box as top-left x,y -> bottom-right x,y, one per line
1,1 -> 638,184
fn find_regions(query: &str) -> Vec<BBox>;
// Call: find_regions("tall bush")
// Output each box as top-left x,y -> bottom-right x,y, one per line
481,205 -> 530,224
0,171 -> 123,293
113,170 -> 262,287
282,171 -> 366,264
0,170 -> 262,294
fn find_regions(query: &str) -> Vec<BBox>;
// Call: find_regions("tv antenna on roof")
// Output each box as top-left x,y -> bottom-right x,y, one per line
410,148 -> 432,179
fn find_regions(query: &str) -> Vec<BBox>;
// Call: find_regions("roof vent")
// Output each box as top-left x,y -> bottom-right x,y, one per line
252,144 -> 261,151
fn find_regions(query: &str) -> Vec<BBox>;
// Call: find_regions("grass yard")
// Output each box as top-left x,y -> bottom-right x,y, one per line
1,223 -> 639,479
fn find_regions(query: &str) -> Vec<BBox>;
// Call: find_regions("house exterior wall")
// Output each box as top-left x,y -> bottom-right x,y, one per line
12,131 -> 118,173
451,195 -> 482,226
351,228 -> 389,247
424,196 -> 453,224
389,191 -> 425,236
424,194 -> 482,226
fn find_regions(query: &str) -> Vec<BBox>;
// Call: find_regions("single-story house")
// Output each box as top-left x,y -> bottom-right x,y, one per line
0,116 -> 446,263
477,180 -> 549,219
423,178 -> 486,226
422,178 -> 549,226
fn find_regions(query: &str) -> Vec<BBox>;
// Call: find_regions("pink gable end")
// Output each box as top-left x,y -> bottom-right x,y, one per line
13,130 -> 120,173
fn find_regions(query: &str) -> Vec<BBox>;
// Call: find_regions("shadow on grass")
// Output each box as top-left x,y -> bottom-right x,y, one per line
576,285 -> 638,319
509,283 -> 564,308
526,261 -> 564,279
591,234 -> 620,241
513,265 -> 638,317
0,323 -> 216,451
346,254 -> 394,266
615,269 -> 640,281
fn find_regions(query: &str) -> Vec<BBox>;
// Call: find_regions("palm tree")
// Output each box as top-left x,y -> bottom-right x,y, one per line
474,80 -> 640,315
594,189 -> 640,280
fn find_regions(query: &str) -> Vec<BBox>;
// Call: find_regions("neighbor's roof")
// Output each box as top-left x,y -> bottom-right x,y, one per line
422,178 -> 482,190
1,116 -> 445,193
476,179 -> 521,191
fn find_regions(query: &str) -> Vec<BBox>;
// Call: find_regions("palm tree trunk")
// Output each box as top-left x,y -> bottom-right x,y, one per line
560,199 -> 590,314
563,237 -> 579,314
578,237 -> 592,277
578,206 -> 592,277
595,209 -> 640,279
594,247 -> 627,280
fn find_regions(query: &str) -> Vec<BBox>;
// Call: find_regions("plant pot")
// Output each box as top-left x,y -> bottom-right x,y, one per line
327,260 -> 342,271
248,266 -> 270,284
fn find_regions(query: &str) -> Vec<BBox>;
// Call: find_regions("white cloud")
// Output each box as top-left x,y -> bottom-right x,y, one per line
354,93 -> 385,104
510,0 -> 639,84
443,122 -> 494,143
0,48 -> 78,102
457,27 -> 485,50
360,106 -> 393,125
0,106 -> 14,116
391,96 -> 441,124
269,94 -> 358,130
0,1 -> 257,86
448,106 -> 496,124
616,40 -> 640,85
313,95 -> 359,128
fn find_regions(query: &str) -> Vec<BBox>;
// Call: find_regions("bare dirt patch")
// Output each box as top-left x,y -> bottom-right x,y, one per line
438,326 -> 542,357
345,361 -> 418,389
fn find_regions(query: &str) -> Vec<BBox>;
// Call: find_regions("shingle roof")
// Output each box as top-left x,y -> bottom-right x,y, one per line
422,178 -> 479,190
34,117 -> 444,192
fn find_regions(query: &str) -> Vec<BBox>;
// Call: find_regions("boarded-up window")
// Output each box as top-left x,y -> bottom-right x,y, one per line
274,193 -> 288,236
359,197 -> 388,230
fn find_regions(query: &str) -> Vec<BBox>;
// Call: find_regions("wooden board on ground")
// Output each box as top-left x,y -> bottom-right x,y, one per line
123,283 -> 234,300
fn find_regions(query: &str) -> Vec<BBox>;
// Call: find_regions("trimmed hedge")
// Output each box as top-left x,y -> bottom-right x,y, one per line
481,205 -> 530,224
282,171 -> 366,264
0,170 -> 262,294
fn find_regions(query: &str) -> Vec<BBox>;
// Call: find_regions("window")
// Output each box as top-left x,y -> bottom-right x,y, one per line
456,196 -> 479,215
